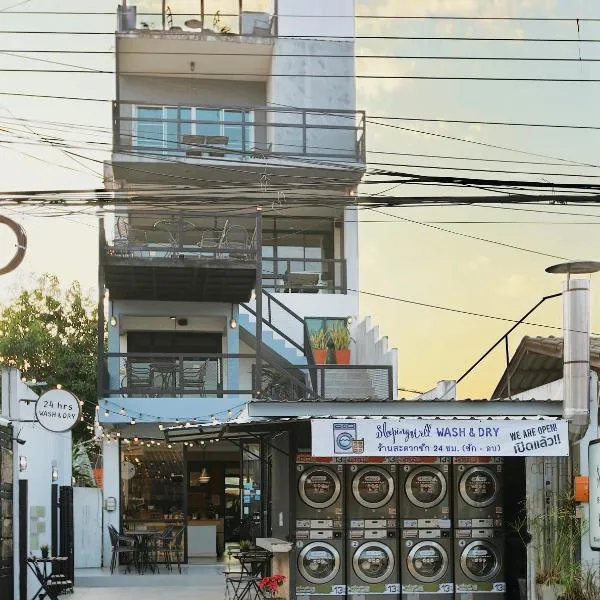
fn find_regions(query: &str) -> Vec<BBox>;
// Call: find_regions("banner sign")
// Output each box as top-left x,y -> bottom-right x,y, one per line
589,439 -> 600,551
311,419 -> 569,458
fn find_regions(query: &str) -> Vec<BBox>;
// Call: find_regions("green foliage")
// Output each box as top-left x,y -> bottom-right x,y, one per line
0,274 -> 98,440
239,539 -> 252,552
328,322 -> 351,350
310,329 -> 328,350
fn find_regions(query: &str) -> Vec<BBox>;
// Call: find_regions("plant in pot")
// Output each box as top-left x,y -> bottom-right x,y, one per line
310,329 -> 328,364
518,494 -> 586,600
239,539 -> 252,552
329,322 -> 352,365
40,544 -> 49,559
258,574 -> 286,599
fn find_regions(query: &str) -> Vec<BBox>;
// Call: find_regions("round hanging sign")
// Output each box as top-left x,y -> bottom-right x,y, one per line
35,389 -> 81,433
0,215 -> 27,275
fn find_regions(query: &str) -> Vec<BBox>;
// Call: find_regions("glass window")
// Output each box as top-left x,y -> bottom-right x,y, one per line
166,107 -> 191,152
121,442 -> 184,531
196,109 -> 220,138
136,107 -> 163,149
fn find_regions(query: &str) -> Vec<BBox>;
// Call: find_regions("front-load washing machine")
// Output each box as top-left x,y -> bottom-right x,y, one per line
453,458 -> 503,528
400,528 -> 453,599
296,461 -> 344,526
347,528 -> 400,600
454,528 -> 505,599
295,528 -> 346,599
398,458 -> 451,529
346,463 -> 398,527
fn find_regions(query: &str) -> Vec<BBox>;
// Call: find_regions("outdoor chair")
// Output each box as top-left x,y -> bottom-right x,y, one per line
154,525 -> 175,572
170,527 -> 184,574
222,225 -> 249,259
182,362 -> 207,395
114,216 -> 147,252
205,135 -> 229,157
108,525 -> 135,574
182,134 -> 206,157
126,362 -> 155,397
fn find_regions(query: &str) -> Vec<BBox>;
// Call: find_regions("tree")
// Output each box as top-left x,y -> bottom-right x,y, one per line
0,274 -> 98,440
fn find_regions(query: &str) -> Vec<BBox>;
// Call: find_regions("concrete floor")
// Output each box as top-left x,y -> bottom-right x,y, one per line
72,564 -> 231,599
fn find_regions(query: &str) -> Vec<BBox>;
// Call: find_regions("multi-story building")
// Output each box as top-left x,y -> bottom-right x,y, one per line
98,0 -> 397,565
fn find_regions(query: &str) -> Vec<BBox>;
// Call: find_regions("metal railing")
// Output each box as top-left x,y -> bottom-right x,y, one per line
113,102 -> 366,164
103,353 -> 255,397
255,364 -> 394,401
118,3 -> 276,36
263,258 -> 347,294
105,213 -> 258,263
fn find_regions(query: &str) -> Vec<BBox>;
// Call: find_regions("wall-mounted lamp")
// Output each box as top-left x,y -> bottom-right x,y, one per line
229,304 -> 237,329
346,316 -> 353,325
190,60 -> 196,72
110,316 -> 117,327
51,465 -> 58,482
19,455 -> 27,472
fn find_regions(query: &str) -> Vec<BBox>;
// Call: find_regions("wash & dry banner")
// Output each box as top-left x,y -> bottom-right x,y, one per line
311,419 -> 569,457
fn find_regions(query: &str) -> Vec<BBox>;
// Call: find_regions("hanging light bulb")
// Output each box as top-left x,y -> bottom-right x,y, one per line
104,409 -> 109,417
130,417 -> 136,425
198,467 -> 211,484
120,407 -> 125,416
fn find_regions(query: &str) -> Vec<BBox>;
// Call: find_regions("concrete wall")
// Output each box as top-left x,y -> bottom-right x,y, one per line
119,75 -> 267,107
1,368 -> 72,599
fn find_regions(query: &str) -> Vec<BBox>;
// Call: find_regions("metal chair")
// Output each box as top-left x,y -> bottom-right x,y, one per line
108,525 -> 135,574
114,216 -> 147,251
182,362 -> 207,395
127,362 -> 155,397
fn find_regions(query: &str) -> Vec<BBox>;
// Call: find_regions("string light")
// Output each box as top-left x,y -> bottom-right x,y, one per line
104,409 -> 109,417
120,407 -> 125,415
130,417 -> 136,425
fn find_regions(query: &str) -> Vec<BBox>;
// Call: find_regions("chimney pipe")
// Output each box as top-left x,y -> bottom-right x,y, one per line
562,278 -> 590,441
547,261 -> 600,442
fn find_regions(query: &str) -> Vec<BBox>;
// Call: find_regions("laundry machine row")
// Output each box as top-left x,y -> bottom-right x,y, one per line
294,458 -> 506,600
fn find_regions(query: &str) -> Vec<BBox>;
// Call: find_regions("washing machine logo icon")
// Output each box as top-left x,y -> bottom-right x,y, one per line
333,423 -> 362,454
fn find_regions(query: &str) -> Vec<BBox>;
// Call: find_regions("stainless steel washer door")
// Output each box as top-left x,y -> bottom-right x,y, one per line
405,466 -> 447,509
299,466 -> 341,509
460,540 -> 501,582
353,541 -> 395,584
298,542 -> 341,584
459,467 -> 499,508
352,467 -> 395,509
406,541 -> 449,583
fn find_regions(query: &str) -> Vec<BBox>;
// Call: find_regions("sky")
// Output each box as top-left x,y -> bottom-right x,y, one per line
0,0 -> 599,398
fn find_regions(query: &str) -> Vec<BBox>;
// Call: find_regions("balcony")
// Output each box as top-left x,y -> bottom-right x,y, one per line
110,102 -> 366,185
116,2 -> 276,84
102,213 -> 257,302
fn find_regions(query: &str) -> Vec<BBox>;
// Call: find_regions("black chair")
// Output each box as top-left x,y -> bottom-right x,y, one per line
155,525 -> 175,572
170,527 -> 184,574
108,525 -> 135,574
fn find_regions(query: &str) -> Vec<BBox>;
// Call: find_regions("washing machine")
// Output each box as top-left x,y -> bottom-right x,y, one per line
347,528 -> 400,600
400,528 -> 453,599
296,460 -> 344,526
346,462 -> 398,527
295,528 -> 346,599
453,458 -> 503,528
454,528 -> 505,599
398,458 -> 451,529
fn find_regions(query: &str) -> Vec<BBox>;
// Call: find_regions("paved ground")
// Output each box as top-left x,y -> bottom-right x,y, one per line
72,564 -> 229,600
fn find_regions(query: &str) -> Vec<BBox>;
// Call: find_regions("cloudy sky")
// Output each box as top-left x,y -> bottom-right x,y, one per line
0,0 -> 599,398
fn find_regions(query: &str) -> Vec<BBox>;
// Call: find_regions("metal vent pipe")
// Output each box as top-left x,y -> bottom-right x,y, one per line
563,278 -> 591,442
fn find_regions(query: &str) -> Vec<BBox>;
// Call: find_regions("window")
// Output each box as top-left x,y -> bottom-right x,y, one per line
135,106 -> 253,156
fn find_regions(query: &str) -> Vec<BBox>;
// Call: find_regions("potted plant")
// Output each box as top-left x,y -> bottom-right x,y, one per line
40,544 -> 49,559
258,574 -> 286,599
310,329 -> 328,364
239,539 -> 252,552
329,322 -> 352,365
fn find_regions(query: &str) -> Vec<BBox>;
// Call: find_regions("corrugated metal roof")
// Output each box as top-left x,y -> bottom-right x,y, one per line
491,335 -> 600,399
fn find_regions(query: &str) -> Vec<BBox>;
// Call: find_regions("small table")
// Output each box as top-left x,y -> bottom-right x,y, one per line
26,556 -> 70,600
125,530 -> 160,574
154,219 -> 196,254
226,550 -> 272,600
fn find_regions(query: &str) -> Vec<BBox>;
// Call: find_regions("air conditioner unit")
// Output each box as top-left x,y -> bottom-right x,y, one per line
241,11 -> 272,36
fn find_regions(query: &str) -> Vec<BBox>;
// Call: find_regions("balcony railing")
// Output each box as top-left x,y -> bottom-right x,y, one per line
113,102 -> 366,164
263,258 -> 347,294
103,353 -> 255,397
118,2 -> 276,36
254,365 -> 394,401
105,214 -> 257,263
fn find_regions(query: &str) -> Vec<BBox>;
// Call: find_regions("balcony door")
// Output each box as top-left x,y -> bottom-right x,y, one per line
127,331 -> 222,354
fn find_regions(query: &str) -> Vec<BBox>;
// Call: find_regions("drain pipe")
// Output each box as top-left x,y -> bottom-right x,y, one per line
547,261 -> 600,442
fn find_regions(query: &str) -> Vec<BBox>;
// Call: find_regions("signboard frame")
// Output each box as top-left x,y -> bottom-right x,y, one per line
312,418 -> 570,458
589,438 -> 600,551
34,389 -> 81,433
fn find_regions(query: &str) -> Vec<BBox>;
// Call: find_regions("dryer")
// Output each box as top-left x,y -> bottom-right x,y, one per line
347,528 -> 400,600
454,528 -> 505,599
295,528 -> 346,600
296,461 -> 344,526
400,528 -> 453,600
398,458 -> 451,529
453,458 -> 503,528
346,462 -> 398,527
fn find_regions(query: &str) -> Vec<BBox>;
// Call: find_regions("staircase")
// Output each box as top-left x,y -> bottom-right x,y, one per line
238,310 -> 307,367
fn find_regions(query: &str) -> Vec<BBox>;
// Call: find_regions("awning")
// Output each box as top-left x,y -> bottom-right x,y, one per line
163,414 -> 562,445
